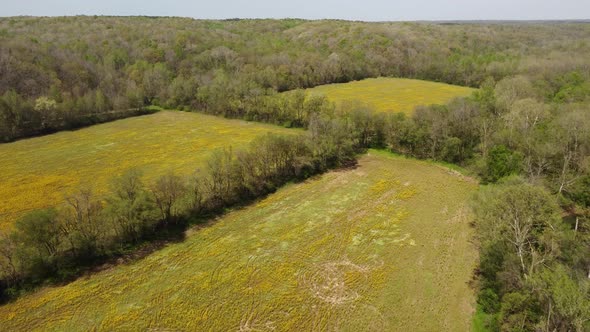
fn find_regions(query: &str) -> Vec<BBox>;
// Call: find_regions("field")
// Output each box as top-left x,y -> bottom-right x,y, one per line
0,111 -> 295,229
307,77 -> 475,114
0,151 -> 478,331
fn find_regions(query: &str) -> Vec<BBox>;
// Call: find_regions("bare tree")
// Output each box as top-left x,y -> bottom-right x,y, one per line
151,173 -> 186,225
0,231 -> 18,286
61,188 -> 105,254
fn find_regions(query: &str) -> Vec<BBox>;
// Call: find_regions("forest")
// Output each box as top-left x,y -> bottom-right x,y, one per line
1,17 -> 589,139
0,17 -> 589,331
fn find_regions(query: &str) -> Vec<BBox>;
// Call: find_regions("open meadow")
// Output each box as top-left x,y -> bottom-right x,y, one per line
0,111 -> 295,229
307,77 -> 475,115
0,151 -> 478,331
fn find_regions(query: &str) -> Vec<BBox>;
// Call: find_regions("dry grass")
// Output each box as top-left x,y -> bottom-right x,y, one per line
306,77 -> 475,114
0,151 -> 478,331
0,111 -> 295,229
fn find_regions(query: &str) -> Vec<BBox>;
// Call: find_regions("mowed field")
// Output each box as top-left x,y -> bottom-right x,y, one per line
0,111 -> 295,229
307,77 -> 475,115
0,151 -> 478,331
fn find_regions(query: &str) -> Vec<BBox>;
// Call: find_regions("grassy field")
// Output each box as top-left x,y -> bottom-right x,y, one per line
0,151 -> 478,331
0,111 -> 295,229
307,77 -> 475,115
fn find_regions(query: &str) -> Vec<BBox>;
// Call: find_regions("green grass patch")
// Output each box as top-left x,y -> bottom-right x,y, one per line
371,149 -> 478,179
472,306 -> 496,332
306,77 -> 475,115
0,151 -> 478,331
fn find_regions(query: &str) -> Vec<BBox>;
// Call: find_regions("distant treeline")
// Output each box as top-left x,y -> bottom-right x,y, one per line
2,17 -> 590,141
0,99 -> 154,140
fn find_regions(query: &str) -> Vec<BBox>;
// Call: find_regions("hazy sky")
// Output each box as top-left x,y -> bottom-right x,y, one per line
2,0 -> 589,21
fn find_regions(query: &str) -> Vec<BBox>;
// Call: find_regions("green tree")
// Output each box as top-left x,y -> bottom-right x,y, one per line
532,265 -> 590,332
12,209 -> 62,279
106,170 -> 158,243
484,145 -> 523,183
474,183 -> 561,279
0,90 -> 23,140
13,209 -> 61,258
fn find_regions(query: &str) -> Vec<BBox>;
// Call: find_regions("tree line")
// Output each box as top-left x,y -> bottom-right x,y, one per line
245,74 -> 590,198
0,117 -> 361,301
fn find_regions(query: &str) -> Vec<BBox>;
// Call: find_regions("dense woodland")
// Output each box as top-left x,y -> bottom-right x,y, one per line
1,17 -> 590,331
1,17 -> 590,139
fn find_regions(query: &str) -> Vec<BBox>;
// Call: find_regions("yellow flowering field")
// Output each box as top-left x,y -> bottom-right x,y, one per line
0,111 -> 296,229
307,77 -> 475,114
0,151 -> 478,331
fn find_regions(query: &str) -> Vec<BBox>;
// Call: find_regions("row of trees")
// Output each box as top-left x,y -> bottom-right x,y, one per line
231,73 -> 590,198
2,17 -> 590,141
0,89 -> 150,140
0,123 -> 360,300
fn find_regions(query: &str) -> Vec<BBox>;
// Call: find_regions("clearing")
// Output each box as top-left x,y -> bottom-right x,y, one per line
0,151 -> 478,331
307,77 -> 475,114
0,111 -> 295,229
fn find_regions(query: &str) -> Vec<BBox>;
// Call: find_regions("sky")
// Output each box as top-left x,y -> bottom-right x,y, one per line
2,0 -> 589,21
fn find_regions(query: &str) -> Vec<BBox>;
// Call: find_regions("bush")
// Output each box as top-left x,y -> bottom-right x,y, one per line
483,145 -> 522,183
12,209 -> 61,280
478,288 -> 500,314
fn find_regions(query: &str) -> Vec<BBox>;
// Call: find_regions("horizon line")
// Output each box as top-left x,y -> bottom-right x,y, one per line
1,15 -> 590,23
